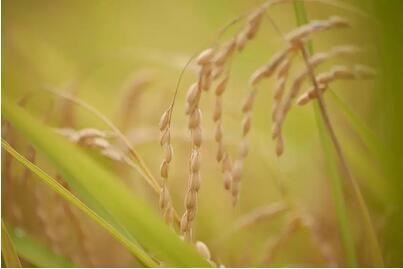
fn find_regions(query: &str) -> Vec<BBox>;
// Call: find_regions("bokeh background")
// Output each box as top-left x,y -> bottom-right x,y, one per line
2,0 -> 403,267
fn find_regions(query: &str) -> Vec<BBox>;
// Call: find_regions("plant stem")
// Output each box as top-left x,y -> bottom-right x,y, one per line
2,140 -> 159,268
299,44 -> 358,267
293,2 -> 383,267
2,221 -> 22,268
293,2 -> 354,266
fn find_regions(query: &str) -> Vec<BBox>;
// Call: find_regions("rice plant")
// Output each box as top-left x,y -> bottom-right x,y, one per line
2,0 -> 403,267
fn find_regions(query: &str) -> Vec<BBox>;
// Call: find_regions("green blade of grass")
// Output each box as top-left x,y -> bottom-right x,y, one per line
329,91 -> 380,155
293,2 -> 383,267
2,221 -> 22,268
292,2 -> 357,266
312,106 -> 358,267
1,139 -> 158,268
5,224 -> 76,268
2,97 -> 210,267
373,1 -> 403,265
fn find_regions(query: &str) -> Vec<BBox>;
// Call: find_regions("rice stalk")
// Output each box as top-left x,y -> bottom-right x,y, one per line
1,139 -> 159,267
293,1 -> 383,266
43,88 -> 161,193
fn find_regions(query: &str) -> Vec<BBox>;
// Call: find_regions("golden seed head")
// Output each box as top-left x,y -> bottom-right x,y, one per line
186,83 -> 200,104
232,159 -> 244,183
185,190 -> 197,210
213,97 -> 222,122
192,126 -> 202,147
278,58 -> 291,78
196,48 -> 214,65
201,65 -> 213,92
222,153 -> 232,172
231,180 -> 240,195
216,144 -> 224,162
159,186 -> 169,209
190,173 -> 201,192
250,67 -> 266,85
101,148 -> 123,161
223,39 -> 237,58
248,7 -> 265,26
78,128 -> 106,140
55,127 -> 80,142
195,241 -> 211,260
215,75 -> 229,96
180,213 -> 190,232
246,7 -> 264,40
164,144 -> 173,163
164,207 -> 174,225
286,25 -> 312,43
331,45 -> 360,56
212,65 -> 225,80
160,160 -> 169,178
250,50 -> 289,86
159,110 -> 170,131
224,171 -> 232,190
276,135 -> 284,157
333,68 -> 355,80
272,122 -> 281,140
188,108 -> 202,129
190,150 -> 201,173
185,101 -> 198,115
242,114 -> 251,136
274,77 -> 286,100
328,16 -> 350,28
236,31 -> 248,52
296,94 -> 310,106
215,124 -> 223,142
296,84 -> 326,106
242,89 -> 256,113
92,137 -> 111,149
240,138 -> 249,158
316,72 -> 335,84
160,129 -> 170,146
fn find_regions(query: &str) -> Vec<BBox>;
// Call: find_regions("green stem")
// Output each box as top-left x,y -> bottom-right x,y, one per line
1,139 -> 159,268
293,2 -> 358,266
329,91 -> 380,155
6,224 -> 76,268
293,2 -> 383,267
2,221 -> 22,268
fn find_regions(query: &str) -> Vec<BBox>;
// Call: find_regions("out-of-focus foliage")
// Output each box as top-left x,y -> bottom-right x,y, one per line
6,223 -> 76,268
372,1 -> 403,266
2,0 -> 403,267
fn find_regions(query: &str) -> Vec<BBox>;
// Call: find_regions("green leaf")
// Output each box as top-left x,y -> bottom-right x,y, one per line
2,221 -> 22,268
292,2 -> 358,266
1,139 -> 158,267
6,224 -> 76,268
329,91 -> 380,155
373,1 -> 403,265
292,2 -> 383,267
2,97 -> 210,267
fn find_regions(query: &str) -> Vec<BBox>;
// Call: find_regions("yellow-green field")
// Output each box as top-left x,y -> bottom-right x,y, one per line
2,0 -> 403,267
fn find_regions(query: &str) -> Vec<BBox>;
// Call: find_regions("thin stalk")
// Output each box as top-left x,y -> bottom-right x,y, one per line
2,220 -> 23,268
293,1 -> 358,266
2,139 -> 159,268
301,47 -> 358,267
44,88 -> 160,192
267,0 -> 373,21
7,224 -> 76,268
42,88 -> 183,226
329,91 -> 380,155
293,1 -> 383,266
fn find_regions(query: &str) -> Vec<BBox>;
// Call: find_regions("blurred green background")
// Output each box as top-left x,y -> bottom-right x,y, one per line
2,0 -> 403,267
